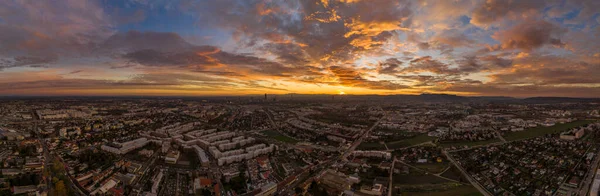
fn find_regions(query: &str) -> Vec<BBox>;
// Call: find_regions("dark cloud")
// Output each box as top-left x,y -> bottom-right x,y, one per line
480,55 -> 513,68
183,0 -> 413,64
0,0 -> 113,57
329,66 -> 409,90
68,70 -> 84,74
492,19 -> 566,51
445,84 -> 600,98
397,75 -> 482,87
403,56 -> 460,75
99,31 -> 196,54
106,31 -> 309,77
377,58 -> 403,75
190,70 -> 245,77
122,49 -> 213,67
432,29 -> 476,47
476,54 -> 600,89
471,0 -> 549,26
453,55 -> 513,73
0,56 -> 57,71
260,43 -> 311,65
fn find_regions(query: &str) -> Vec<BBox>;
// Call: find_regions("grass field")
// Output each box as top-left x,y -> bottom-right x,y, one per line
357,142 -> 386,150
386,134 -> 436,149
400,185 -> 482,196
261,130 -> 298,143
393,168 -> 449,185
440,165 -> 467,182
504,120 -> 595,141
414,163 -> 449,174
438,138 -> 502,148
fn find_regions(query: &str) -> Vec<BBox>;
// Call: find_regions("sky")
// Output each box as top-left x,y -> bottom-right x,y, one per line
0,0 -> 599,97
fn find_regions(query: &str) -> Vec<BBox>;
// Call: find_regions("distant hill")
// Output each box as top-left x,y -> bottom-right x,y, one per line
523,97 -> 600,103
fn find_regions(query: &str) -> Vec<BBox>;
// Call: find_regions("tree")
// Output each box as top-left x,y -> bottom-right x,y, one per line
55,180 -> 67,196
201,189 -> 212,196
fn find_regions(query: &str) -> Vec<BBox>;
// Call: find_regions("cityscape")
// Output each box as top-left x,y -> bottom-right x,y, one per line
0,96 -> 599,195
1,0 -> 600,196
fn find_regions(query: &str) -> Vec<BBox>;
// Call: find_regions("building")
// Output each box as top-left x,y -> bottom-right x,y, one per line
192,145 -> 210,167
590,169 -> 600,196
193,177 -> 212,191
560,129 -> 585,140
165,150 -> 180,164
352,150 -> 392,160
12,185 -> 37,195
101,138 -> 149,154
320,169 -> 351,192
151,170 -> 164,194
256,182 -> 277,196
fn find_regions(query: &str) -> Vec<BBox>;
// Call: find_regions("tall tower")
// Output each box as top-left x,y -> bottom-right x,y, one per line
264,93 -> 267,101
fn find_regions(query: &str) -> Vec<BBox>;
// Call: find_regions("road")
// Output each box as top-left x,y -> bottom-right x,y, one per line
443,150 -> 492,196
34,120 -> 87,196
579,149 -> 600,195
279,114 -> 386,195
388,157 -> 395,196
133,149 -> 161,194
341,113 -> 386,160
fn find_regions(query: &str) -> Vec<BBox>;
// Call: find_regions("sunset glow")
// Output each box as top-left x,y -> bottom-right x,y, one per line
0,0 -> 599,97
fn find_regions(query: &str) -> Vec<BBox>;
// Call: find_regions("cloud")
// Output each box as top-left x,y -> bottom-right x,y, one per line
1,0 -> 599,97
121,49 -> 214,67
377,58 -> 403,75
397,75 -> 482,87
184,0 -> 414,64
99,31 -> 195,54
491,64 -> 600,86
471,0 -> 548,26
492,19 -> 566,51
329,65 -> 409,90
0,56 -> 57,71
432,29 -> 476,47
260,43 -> 311,65
107,31 -> 320,79
401,56 -> 460,75
479,55 -> 513,68
444,83 -> 600,98
0,0 -> 114,57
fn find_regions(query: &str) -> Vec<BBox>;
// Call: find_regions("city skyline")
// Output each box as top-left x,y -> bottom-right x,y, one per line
1,0 -> 599,97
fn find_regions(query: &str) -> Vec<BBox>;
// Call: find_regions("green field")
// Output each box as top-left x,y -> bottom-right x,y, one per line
393,168 -> 449,185
261,130 -> 298,143
504,120 -> 595,141
386,134 -> 436,149
414,163 -> 449,174
438,138 -> 502,148
399,185 -> 482,196
357,142 -> 386,150
439,165 -> 464,182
